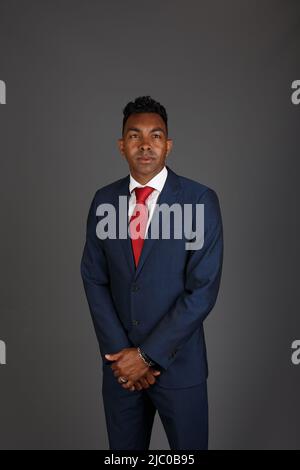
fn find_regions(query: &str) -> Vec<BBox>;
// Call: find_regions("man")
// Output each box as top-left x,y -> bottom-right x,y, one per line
80,96 -> 223,450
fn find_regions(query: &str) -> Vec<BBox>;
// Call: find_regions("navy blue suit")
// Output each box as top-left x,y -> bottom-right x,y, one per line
81,166 -> 223,449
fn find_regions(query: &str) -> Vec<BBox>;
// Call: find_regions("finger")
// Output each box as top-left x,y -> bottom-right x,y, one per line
152,370 -> 161,376
105,352 -> 122,361
118,378 -> 134,389
140,377 -> 150,389
122,380 -> 134,390
134,381 -> 143,391
113,370 -> 120,378
145,373 -> 155,385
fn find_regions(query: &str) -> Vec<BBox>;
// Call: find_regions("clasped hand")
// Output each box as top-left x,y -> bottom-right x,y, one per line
105,347 -> 160,391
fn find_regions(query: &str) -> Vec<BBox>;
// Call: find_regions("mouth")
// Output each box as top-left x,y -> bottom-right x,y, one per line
137,155 -> 154,163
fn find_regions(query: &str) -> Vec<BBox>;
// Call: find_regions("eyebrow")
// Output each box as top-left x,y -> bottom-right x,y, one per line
125,127 -> 166,136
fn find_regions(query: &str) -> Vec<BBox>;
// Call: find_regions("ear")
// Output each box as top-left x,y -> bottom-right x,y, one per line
118,138 -> 125,157
166,138 -> 173,157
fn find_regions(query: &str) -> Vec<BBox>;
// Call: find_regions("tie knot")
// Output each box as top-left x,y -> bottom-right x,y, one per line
134,186 -> 155,204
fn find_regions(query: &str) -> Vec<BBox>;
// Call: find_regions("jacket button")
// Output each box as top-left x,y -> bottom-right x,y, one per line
132,320 -> 140,326
132,284 -> 140,292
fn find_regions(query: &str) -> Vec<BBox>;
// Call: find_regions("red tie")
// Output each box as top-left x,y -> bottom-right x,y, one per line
129,186 -> 155,267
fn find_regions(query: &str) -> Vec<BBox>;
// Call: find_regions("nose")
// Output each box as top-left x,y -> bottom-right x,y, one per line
139,138 -> 152,152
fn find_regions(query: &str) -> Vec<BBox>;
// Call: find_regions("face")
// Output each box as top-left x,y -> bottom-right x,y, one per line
118,112 -> 173,184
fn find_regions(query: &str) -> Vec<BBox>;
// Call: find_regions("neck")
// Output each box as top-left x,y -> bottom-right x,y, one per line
130,165 -> 165,185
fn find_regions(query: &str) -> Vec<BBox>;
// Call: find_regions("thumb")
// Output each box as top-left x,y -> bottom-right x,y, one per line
152,370 -> 161,375
105,352 -> 121,361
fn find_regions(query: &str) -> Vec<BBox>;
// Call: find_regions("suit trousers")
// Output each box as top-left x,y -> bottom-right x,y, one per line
102,364 -> 208,450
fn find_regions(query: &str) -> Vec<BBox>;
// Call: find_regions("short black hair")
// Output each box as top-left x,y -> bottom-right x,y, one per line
122,95 -> 168,135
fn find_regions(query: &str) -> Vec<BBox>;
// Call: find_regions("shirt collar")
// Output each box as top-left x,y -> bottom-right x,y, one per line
129,166 -> 168,194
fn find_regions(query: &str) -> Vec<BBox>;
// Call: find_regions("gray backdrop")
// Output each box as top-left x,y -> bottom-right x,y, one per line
0,0 -> 299,449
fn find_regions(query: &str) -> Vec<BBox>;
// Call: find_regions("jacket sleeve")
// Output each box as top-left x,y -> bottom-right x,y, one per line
139,188 -> 224,371
80,192 -> 132,359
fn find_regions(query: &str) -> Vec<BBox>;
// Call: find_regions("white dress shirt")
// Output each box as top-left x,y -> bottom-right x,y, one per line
128,166 -> 168,235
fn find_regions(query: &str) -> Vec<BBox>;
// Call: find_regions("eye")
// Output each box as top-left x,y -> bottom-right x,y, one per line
153,134 -> 161,139
129,134 -> 139,139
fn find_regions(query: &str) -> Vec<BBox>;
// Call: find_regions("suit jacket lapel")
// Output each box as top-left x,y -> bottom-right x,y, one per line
115,175 -> 136,275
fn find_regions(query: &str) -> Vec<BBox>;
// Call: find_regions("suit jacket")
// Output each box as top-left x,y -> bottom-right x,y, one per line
80,166 -> 223,388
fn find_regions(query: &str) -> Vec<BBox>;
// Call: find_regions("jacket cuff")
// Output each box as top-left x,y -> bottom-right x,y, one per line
138,347 -> 162,370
